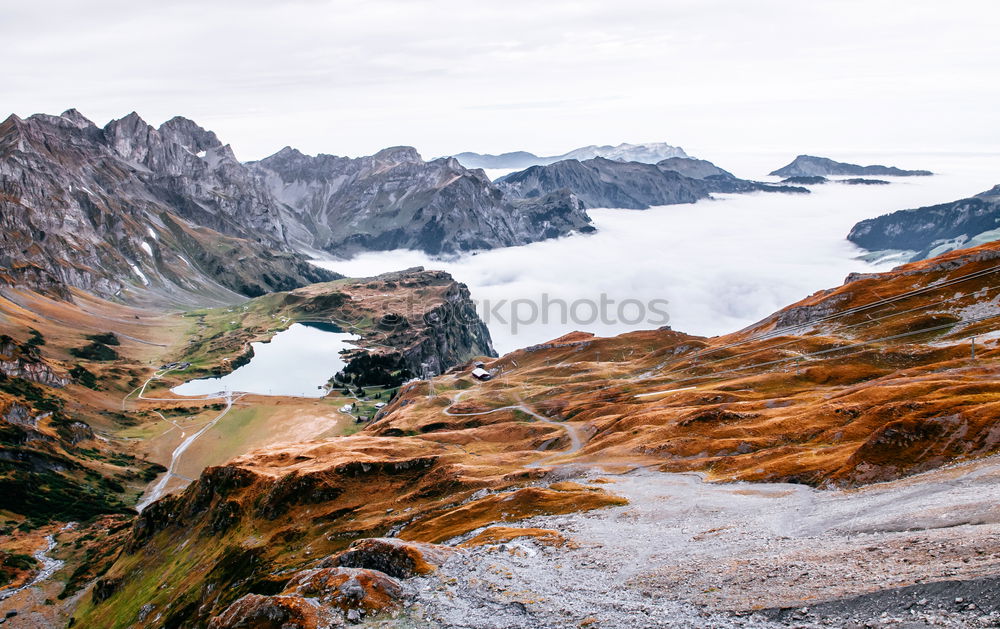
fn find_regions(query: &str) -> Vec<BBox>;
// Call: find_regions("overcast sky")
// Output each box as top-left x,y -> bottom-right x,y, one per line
4,0 -> 999,161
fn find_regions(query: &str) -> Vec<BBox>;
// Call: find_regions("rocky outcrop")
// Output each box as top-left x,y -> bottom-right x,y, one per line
324,538 -> 456,578
847,184 -> 1000,262
249,146 -> 592,256
207,594 -> 334,629
210,566 -> 406,627
285,566 -> 404,613
781,175 -> 828,185
0,359 -> 69,388
0,338 -> 68,387
770,155 -> 932,177
497,157 -> 806,210
843,178 -> 890,185
0,110 -> 337,303
450,142 -> 689,170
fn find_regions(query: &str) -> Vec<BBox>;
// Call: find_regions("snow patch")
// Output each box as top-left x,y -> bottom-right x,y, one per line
130,264 -> 150,286
147,227 -> 158,240
140,241 -> 153,257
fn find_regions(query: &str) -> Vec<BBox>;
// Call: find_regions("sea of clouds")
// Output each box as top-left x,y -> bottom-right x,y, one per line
313,152 -> 1000,354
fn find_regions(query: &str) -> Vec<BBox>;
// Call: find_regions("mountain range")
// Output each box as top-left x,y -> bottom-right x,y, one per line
2,110 -> 832,306
497,156 -> 808,209
450,142 -> 689,170
0,110 -> 592,303
848,184 -> 1000,262
770,155 -> 933,178
0,111 -> 336,304
248,146 -> 591,257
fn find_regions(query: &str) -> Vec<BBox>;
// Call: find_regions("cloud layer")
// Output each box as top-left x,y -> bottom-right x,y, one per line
4,1 -> 999,159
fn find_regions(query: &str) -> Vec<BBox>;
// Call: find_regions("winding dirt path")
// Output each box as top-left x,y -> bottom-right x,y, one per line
127,368 -> 244,511
443,393 -> 584,465
135,392 -> 238,511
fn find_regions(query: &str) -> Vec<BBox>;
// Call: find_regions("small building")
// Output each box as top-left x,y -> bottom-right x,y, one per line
471,367 -> 491,381
374,402 -> 387,409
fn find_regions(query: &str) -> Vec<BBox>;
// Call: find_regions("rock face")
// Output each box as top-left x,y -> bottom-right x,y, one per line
497,157 -> 806,210
0,110 -> 337,303
248,146 -> 592,256
847,184 -> 1000,262
300,268 -> 496,378
450,141 -> 689,170
0,338 -> 69,388
770,155 -> 932,177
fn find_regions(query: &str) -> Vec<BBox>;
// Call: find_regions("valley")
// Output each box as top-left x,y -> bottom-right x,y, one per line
0,236 -> 992,627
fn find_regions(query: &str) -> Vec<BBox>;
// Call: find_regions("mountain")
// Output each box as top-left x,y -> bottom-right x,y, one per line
450,142 -> 689,170
0,110 -> 595,305
779,176 -> 891,186
448,150 -> 540,170
848,184 -> 1000,262
248,146 -> 592,256
770,155 -> 933,178
655,156 -> 808,194
0,110 -> 336,304
496,156 -> 807,210
67,241 -> 1000,628
559,142 -> 690,163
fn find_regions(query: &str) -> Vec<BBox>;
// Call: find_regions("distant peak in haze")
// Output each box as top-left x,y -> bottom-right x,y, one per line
769,155 -> 933,178
448,142 -> 689,170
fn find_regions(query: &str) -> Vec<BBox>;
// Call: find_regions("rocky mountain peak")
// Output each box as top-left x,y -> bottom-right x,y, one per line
158,116 -> 223,153
0,114 -> 27,152
59,108 -> 95,128
372,145 -> 423,165
272,145 -> 305,160
770,155 -> 933,177
102,112 -> 157,163
975,184 -> 1000,199
255,145 -> 309,170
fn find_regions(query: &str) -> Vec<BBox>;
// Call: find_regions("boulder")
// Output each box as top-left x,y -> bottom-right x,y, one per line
283,566 -> 403,613
207,594 -> 332,629
323,537 -> 456,578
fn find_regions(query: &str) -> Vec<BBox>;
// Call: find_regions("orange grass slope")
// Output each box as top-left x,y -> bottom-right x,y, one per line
377,241 -> 1000,486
